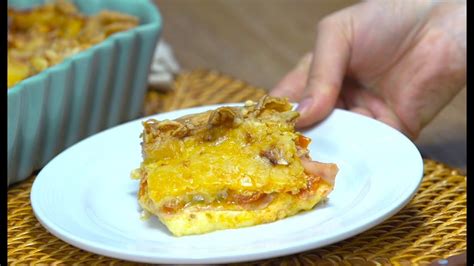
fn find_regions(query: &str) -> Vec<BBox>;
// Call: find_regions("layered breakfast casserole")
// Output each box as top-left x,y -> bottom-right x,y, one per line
132,96 -> 339,236
8,0 -> 139,88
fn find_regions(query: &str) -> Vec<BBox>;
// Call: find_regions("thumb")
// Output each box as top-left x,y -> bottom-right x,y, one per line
296,14 -> 352,128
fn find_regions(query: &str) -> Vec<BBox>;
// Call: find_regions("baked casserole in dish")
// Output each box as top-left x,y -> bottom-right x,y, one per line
7,0 -> 161,185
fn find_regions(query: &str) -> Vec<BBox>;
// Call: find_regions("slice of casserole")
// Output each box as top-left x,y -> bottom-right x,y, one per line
133,95 -> 338,236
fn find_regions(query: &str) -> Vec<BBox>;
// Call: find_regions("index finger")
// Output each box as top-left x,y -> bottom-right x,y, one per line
296,14 -> 352,128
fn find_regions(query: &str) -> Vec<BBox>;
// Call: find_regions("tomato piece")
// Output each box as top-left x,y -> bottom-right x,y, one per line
297,135 -> 311,149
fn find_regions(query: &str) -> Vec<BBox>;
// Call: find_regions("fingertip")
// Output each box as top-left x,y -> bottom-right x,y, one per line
295,94 -> 337,128
270,74 -> 307,101
295,98 -> 315,128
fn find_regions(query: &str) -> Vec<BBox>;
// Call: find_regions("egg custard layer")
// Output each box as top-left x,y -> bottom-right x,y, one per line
133,96 -> 338,236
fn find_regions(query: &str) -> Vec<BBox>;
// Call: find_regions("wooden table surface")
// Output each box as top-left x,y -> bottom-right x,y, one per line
153,0 -> 466,171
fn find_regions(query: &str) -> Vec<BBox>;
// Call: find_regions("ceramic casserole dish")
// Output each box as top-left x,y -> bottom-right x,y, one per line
8,0 -> 162,185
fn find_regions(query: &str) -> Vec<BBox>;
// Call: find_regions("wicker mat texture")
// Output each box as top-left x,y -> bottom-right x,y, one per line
8,70 -> 466,265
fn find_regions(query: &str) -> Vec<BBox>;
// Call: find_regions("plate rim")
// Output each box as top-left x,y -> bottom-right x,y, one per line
31,104 -> 424,264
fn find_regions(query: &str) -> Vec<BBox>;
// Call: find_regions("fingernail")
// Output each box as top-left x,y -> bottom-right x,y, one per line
296,97 -> 313,115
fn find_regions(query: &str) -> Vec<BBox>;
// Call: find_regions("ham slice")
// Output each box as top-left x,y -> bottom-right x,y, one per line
300,158 -> 339,185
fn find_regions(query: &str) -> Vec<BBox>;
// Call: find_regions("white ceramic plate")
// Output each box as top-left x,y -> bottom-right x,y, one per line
31,104 -> 423,264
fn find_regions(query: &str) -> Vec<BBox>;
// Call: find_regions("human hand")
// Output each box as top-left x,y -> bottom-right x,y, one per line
270,0 -> 466,139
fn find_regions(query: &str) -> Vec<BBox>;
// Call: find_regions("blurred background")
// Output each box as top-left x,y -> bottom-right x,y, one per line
154,0 -> 466,171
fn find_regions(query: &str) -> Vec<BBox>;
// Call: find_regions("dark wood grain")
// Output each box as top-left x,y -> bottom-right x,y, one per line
153,0 -> 466,171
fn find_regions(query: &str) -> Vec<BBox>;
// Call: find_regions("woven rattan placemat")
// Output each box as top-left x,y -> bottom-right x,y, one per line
8,70 -> 466,265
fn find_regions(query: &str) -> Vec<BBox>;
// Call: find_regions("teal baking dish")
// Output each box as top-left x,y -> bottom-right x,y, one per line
8,0 -> 161,186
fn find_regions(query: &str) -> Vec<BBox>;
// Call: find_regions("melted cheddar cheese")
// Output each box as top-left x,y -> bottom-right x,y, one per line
134,96 -> 338,236
8,0 -> 138,88
143,118 -> 307,205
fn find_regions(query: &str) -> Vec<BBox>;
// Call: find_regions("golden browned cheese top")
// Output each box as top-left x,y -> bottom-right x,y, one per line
8,0 -> 139,88
139,96 -> 310,205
